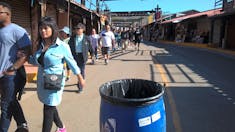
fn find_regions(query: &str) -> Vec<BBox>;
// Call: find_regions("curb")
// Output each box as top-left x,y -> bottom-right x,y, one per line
158,40 -> 235,57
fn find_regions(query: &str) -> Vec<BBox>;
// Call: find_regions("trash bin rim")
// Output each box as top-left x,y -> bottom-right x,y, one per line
99,79 -> 165,104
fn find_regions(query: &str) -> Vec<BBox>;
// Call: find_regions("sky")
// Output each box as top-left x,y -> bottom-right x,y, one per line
80,0 -> 218,14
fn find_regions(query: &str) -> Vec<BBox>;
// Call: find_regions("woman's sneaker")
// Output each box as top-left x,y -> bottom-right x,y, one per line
55,127 -> 67,132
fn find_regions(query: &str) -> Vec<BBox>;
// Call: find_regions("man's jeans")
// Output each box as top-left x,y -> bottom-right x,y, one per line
94,47 -> 98,59
77,62 -> 86,91
74,53 -> 86,79
74,53 -> 86,90
0,74 -> 26,132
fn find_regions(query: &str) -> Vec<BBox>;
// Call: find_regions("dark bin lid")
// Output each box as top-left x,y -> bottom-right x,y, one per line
99,79 -> 165,106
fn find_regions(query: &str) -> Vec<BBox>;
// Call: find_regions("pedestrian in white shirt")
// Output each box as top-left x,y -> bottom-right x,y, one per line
100,24 -> 115,65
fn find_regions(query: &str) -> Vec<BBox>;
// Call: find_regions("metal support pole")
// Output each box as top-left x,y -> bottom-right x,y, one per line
67,0 -> 70,27
96,0 -> 100,13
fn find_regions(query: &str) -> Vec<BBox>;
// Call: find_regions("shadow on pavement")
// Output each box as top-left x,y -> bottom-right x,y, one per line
146,41 -> 235,132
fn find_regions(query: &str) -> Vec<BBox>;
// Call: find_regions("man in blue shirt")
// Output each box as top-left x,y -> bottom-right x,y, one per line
0,2 -> 31,132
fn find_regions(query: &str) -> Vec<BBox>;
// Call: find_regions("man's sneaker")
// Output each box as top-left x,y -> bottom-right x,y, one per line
55,127 -> 67,132
105,59 -> 109,65
65,76 -> 70,81
15,123 -> 28,132
77,88 -> 83,93
92,59 -> 95,65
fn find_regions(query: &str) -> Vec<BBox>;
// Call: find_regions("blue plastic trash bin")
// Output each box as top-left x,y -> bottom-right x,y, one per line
99,79 -> 166,132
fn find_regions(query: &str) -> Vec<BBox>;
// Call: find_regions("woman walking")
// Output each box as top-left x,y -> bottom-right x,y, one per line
29,16 -> 85,132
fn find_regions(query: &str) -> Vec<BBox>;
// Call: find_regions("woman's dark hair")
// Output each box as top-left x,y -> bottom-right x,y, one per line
38,16 -> 58,45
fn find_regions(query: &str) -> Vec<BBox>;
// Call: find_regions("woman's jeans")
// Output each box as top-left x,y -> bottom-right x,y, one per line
43,105 -> 63,132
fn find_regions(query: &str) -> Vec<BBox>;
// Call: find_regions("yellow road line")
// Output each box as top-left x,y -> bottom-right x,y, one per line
153,58 -> 183,132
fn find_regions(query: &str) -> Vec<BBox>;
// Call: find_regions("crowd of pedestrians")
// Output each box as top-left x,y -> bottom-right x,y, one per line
0,2 -> 143,132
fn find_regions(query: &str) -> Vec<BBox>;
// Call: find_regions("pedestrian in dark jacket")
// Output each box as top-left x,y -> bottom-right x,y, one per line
69,23 -> 93,93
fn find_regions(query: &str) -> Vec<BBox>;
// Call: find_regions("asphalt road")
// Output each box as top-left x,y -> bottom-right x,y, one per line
148,41 -> 235,132
8,41 -> 235,132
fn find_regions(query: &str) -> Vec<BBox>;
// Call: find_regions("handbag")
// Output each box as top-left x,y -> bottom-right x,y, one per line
43,73 -> 63,90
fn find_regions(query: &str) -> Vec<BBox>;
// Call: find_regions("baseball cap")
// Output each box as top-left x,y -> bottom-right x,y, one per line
74,23 -> 85,30
60,26 -> 70,35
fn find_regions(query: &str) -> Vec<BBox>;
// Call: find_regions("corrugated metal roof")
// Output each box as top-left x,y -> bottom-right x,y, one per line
68,0 -> 100,17
69,0 -> 92,13
161,8 -> 222,24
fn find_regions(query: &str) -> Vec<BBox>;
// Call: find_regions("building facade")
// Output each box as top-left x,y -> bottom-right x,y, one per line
211,0 -> 235,49
2,0 -> 100,43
